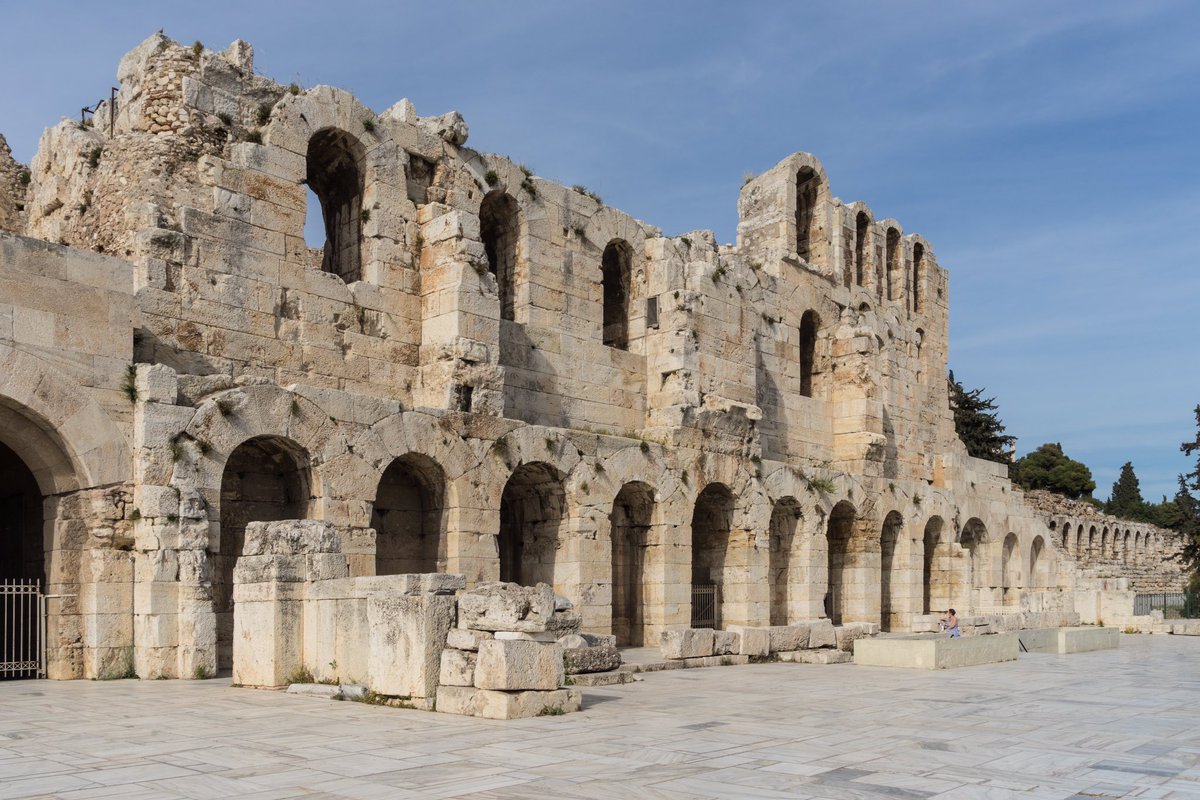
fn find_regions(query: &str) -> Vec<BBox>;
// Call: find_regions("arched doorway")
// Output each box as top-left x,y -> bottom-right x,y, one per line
960,518 -> 989,613
769,497 -> 802,626
880,511 -> 903,631
1002,533 -> 1020,607
216,436 -> 311,673
691,484 -> 734,628
825,501 -> 858,624
498,462 -> 565,588
611,482 -> 653,646
372,454 -> 446,575
0,440 -> 46,679
922,516 -> 949,614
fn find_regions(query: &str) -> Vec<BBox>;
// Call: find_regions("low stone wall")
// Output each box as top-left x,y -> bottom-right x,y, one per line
659,620 -> 876,664
1018,627 -> 1119,654
854,632 -> 1019,670
911,610 -> 1080,636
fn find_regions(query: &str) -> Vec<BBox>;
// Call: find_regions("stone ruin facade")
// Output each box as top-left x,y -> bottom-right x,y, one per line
0,33 -> 1186,683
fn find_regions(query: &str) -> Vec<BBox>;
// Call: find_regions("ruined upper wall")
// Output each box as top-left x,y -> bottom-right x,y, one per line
5,32 -> 958,476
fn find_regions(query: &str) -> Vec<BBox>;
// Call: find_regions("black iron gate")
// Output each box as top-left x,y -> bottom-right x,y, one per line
1,579 -> 45,679
691,584 -> 717,628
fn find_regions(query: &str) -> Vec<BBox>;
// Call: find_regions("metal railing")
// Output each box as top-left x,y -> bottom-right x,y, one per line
691,584 -> 717,628
1,579 -> 45,679
1134,592 -> 1198,618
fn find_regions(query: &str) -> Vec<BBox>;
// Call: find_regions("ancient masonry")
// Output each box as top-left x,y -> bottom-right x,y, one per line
0,34 -> 1185,682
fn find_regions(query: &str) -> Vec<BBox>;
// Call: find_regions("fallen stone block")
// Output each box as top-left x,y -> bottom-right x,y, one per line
660,628 -> 715,659
339,684 -> 368,701
436,686 -> 582,719
457,582 -> 556,632
568,668 -> 637,687
836,623 -> 876,652
680,654 -> 750,669
854,632 -> 1019,669
792,649 -> 852,665
475,639 -> 563,691
563,644 -> 621,675
579,632 -> 617,648
495,630 -> 559,642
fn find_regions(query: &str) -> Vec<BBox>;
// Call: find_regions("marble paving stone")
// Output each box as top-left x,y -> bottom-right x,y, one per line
1,636 -> 1200,798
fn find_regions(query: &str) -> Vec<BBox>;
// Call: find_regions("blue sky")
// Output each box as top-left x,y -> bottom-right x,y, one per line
2,1 -> 1197,501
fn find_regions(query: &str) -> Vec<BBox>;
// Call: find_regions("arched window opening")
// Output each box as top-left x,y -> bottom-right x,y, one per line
480,190 -> 520,322
799,310 -> 820,398
217,436 -> 311,673
795,167 -> 819,262
912,242 -> 925,313
1030,536 -> 1049,588
372,454 -> 446,576
601,239 -> 632,350
306,129 -> 365,283
769,497 -> 802,626
886,228 -> 900,302
854,212 -> 869,288
498,462 -> 564,587
691,484 -> 734,628
611,482 -> 654,646
960,518 -> 989,611
880,511 -> 903,631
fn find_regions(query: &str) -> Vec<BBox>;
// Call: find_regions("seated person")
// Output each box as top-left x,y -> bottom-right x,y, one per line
942,608 -> 961,638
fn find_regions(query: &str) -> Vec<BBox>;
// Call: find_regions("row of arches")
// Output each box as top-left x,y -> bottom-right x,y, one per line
1054,520 -> 1162,567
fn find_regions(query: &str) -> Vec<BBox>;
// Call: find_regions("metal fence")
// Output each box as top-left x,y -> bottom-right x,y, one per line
1134,592 -> 1198,618
1,579 -> 45,679
691,584 -> 717,628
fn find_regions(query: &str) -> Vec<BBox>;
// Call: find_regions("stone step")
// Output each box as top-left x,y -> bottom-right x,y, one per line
777,649 -> 853,664
568,668 -> 639,687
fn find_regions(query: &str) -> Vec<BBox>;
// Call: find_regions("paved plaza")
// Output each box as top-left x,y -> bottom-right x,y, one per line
2,635 -> 1198,799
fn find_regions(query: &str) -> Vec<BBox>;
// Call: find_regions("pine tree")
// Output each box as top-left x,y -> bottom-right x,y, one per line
1010,442 -> 1096,500
1177,406 -> 1200,571
1106,461 -> 1146,520
948,370 -> 1016,464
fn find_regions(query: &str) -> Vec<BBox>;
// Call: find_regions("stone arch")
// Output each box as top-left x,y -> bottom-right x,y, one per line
769,496 -> 803,625
825,500 -> 866,624
1002,532 -> 1020,606
215,434 -> 312,672
1029,535 -> 1051,588
601,238 -> 632,350
480,189 -> 521,322
307,127 -> 366,283
372,453 -> 446,575
611,480 -> 654,645
1088,525 -> 1097,557
498,461 -> 566,588
1101,526 -> 1110,560
0,346 -> 131,493
922,515 -> 951,614
960,518 -> 989,612
880,510 -> 904,631
691,483 -> 735,628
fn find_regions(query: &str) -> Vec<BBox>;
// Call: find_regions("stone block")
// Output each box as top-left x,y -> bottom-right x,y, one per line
457,582 -> 557,632
495,630 -> 558,642
436,686 -> 582,720
475,639 -> 563,691
366,593 -> 454,698
768,624 -> 810,653
286,683 -> 340,699
729,625 -> 769,657
836,624 -> 875,653
808,619 -> 836,649
563,644 -> 621,675
660,628 -> 715,659
439,648 -> 476,687
446,628 -> 491,651
713,630 -> 741,656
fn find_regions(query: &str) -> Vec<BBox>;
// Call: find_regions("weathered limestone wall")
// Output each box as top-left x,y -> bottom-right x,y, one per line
0,135 -> 27,233
0,33 -> 1186,680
